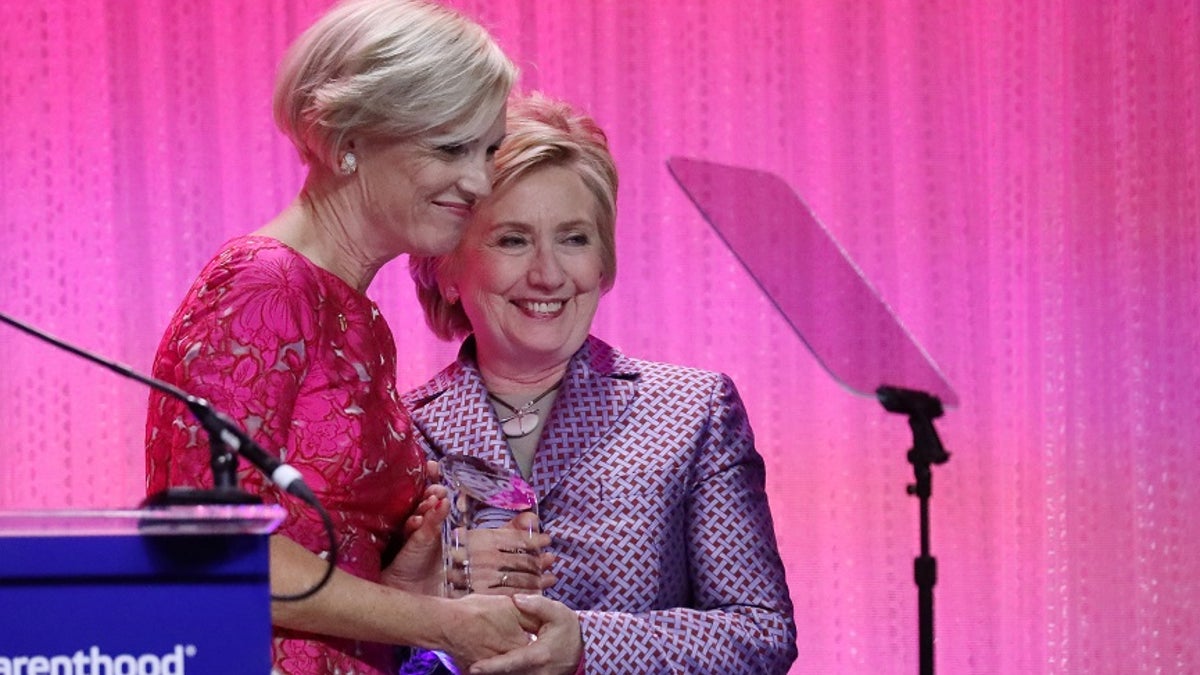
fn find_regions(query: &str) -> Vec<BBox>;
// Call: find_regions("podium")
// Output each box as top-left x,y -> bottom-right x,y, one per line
0,505 -> 284,672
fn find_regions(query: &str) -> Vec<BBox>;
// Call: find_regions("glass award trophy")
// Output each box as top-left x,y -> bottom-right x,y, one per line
438,454 -> 539,598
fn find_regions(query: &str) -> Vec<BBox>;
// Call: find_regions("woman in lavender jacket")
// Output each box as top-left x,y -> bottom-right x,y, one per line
404,93 -> 797,675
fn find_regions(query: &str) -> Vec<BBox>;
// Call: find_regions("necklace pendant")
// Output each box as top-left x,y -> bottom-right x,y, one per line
500,411 -> 540,438
490,381 -> 562,439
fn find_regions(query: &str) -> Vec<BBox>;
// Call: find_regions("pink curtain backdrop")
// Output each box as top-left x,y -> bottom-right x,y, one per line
2,1 -> 1198,672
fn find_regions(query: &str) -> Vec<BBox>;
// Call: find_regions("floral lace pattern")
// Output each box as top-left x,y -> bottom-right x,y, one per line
146,235 -> 424,674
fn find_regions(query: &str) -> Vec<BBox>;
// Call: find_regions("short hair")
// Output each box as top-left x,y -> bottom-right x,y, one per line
411,92 -> 619,341
273,0 -> 517,172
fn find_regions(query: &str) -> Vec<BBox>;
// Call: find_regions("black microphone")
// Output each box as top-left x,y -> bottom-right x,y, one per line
0,309 -> 314,504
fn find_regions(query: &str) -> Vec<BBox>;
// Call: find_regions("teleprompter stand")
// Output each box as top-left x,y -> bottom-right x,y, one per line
878,385 -> 950,675
669,156 -> 958,674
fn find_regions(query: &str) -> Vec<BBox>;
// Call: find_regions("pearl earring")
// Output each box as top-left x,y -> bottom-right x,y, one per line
339,152 -> 357,175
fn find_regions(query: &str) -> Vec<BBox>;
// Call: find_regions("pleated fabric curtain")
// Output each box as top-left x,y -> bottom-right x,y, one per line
0,1 -> 1196,672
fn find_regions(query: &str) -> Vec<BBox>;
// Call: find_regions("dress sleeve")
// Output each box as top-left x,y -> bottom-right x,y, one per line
145,255 -> 319,502
575,373 -> 798,674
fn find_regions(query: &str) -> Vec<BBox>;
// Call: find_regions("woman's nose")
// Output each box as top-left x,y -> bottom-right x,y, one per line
460,154 -> 493,198
528,246 -> 566,288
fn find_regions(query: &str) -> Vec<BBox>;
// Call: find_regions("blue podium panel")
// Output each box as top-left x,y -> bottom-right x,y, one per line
0,507 -> 284,674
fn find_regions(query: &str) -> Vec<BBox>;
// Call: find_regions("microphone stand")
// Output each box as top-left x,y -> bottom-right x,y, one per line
877,385 -> 950,675
147,430 -> 261,506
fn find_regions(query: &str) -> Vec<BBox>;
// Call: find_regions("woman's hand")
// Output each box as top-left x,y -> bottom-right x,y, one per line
381,463 -> 450,595
461,511 -> 557,596
467,594 -> 583,675
436,593 -> 543,669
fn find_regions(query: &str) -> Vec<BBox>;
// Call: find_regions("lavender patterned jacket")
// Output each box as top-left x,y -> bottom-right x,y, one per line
402,336 -> 797,674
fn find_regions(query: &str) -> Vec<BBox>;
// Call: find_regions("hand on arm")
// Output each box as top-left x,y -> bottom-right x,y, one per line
469,594 -> 583,675
269,534 -> 537,668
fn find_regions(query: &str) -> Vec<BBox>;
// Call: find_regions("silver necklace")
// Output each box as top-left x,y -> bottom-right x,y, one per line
488,381 -> 562,438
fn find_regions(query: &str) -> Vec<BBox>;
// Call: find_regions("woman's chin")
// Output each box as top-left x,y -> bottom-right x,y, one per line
510,336 -> 587,364
407,238 -> 458,259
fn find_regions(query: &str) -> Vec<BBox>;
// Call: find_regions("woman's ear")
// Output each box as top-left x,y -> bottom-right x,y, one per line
436,259 -> 462,305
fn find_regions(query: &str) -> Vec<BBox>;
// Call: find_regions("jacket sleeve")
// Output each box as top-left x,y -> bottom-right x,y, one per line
575,373 -> 798,674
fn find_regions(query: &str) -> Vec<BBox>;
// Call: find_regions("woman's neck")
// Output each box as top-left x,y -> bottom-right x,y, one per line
477,356 -> 570,399
256,181 -> 384,293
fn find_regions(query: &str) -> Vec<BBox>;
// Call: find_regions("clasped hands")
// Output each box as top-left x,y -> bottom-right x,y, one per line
382,469 -> 582,674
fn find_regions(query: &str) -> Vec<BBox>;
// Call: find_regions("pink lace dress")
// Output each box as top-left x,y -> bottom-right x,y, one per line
146,235 -> 424,674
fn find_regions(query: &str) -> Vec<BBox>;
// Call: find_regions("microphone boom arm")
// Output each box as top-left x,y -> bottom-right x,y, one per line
1,309 -> 334,601
0,310 -> 308,501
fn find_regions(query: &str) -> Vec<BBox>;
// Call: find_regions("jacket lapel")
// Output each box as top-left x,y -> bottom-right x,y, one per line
531,337 -> 639,499
406,358 -> 513,472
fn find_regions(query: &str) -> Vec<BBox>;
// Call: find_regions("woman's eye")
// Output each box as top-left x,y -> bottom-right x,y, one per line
563,233 -> 591,246
496,234 -> 528,248
437,143 -> 468,156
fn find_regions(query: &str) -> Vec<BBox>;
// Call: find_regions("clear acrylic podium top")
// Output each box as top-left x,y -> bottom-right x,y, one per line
0,504 -> 286,537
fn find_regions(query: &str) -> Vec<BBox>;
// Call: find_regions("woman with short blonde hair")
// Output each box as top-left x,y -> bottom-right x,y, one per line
145,2 -> 546,673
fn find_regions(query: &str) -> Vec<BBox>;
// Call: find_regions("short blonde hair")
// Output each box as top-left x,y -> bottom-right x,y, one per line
273,0 -> 517,172
412,93 -> 619,341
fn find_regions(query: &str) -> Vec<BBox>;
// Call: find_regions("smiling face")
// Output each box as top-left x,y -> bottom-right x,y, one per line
448,164 -> 606,376
352,106 -> 508,259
